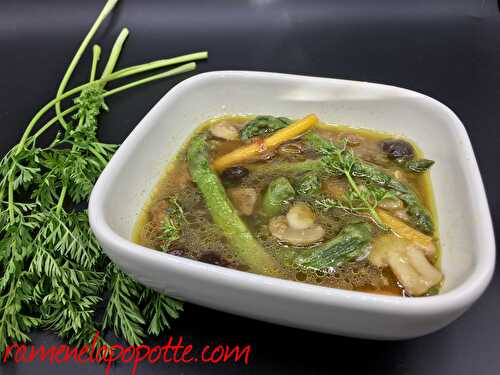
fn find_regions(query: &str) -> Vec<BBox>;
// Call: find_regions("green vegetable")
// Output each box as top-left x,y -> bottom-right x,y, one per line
306,136 -> 388,228
239,115 -> 293,140
187,135 -> 280,274
315,185 -> 396,220
295,173 -> 321,198
293,223 -> 372,271
306,133 -> 434,234
405,159 -> 435,174
262,177 -> 296,217
0,0 -> 207,355
103,264 -> 182,345
247,159 -> 323,175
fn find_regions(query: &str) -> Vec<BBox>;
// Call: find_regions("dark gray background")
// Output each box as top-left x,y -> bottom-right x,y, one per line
1,0 -> 499,374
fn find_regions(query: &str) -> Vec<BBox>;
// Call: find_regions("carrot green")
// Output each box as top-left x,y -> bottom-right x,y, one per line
0,0 -> 206,355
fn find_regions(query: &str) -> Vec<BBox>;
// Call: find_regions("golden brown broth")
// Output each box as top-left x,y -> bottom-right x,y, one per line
133,115 -> 441,297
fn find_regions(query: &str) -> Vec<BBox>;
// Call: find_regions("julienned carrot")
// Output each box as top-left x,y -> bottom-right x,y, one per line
212,114 -> 319,172
376,208 -> 434,253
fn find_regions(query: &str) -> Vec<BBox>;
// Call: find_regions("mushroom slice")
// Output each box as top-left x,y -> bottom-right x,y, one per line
227,187 -> 258,216
387,252 -> 430,296
210,120 -> 242,140
369,234 -> 442,296
269,203 -> 325,246
286,202 -> 315,230
378,197 -> 404,211
406,247 -> 442,286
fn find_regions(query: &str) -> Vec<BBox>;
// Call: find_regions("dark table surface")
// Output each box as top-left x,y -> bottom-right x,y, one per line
1,0 -> 499,374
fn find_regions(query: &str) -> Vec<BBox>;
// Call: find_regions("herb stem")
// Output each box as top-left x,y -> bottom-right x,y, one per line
103,62 -> 197,97
345,172 -> 384,227
90,45 -> 102,82
55,0 -> 119,129
7,172 -> 14,223
17,52 -> 207,153
29,63 -> 198,146
113,52 -> 208,77
30,105 -> 79,146
8,55 -> 201,227
56,184 -> 68,215
100,28 -> 129,85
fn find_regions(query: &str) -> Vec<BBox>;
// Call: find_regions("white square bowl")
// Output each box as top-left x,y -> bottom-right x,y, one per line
89,71 -> 495,340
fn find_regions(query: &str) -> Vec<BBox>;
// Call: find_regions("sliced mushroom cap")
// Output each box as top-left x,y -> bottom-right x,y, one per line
269,203 -> 325,246
378,197 -> 404,211
210,120 -> 244,140
269,216 -> 325,246
286,202 -> 315,230
227,187 -> 258,216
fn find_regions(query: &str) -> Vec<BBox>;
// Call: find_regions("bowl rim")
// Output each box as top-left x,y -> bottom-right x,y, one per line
89,70 -> 496,316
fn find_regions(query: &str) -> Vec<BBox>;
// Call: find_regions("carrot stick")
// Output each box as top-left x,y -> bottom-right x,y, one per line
212,114 -> 319,172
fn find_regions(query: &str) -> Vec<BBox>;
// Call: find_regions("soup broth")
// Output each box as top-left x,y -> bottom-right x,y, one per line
134,115 -> 441,297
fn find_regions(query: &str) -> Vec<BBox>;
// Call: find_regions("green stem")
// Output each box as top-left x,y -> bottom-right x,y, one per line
8,172 -> 14,223
17,84 -> 101,155
29,62 -> 199,147
99,28 -> 129,85
55,114 -> 87,215
87,146 -> 108,166
17,53 -> 207,154
9,60 -> 200,224
55,0 -> 119,129
90,45 -> 102,82
345,172 -> 384,227
55,184 -> 68,215
30,105 -> 79,146
114,52 -> 208,77
102,62 -> 197,97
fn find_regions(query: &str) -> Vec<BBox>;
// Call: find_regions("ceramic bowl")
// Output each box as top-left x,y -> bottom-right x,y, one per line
89,71 -> 495,339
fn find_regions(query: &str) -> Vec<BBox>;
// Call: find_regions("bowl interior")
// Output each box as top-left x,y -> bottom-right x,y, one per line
99,71 -> 492,294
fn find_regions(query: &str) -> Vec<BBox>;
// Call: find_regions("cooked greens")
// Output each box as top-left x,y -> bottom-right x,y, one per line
294,223 -> 372,271
405,158 -> 435,174
240,115 -> 293,140
306,133 -> 434,234
295,173 -> 321,198
262,177 -> 296,217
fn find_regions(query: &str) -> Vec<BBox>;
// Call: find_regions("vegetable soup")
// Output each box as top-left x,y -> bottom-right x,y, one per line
134,114 -> 441,297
